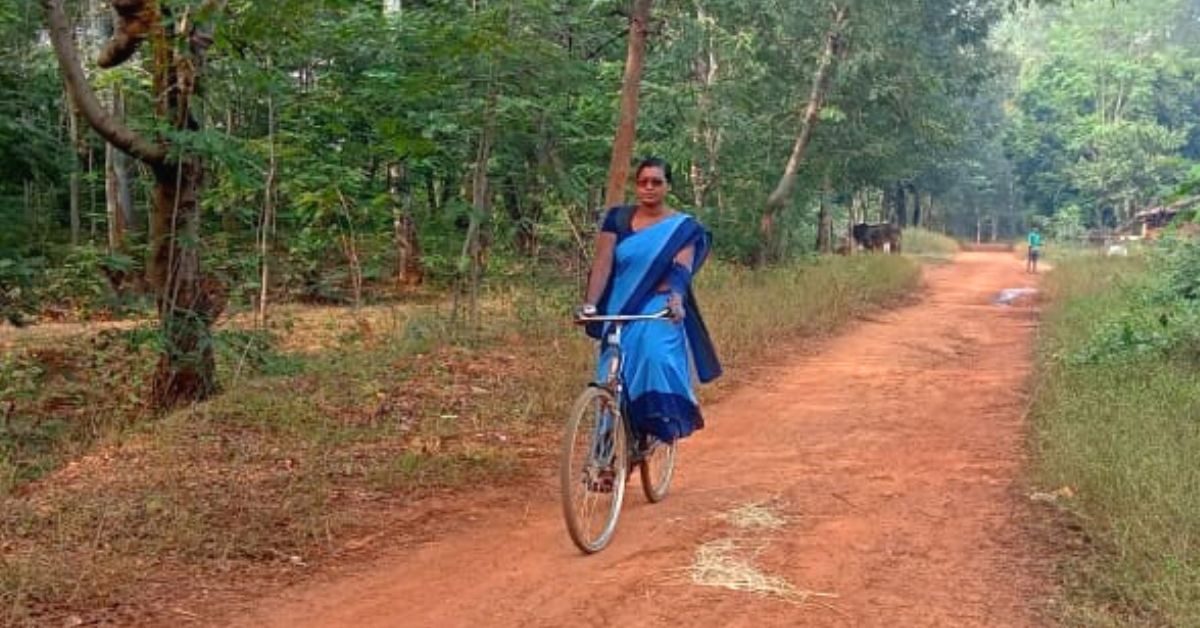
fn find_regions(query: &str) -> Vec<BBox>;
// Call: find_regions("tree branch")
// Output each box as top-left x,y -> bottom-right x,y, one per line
42,0 -> 167,165
764,5 -> 849,212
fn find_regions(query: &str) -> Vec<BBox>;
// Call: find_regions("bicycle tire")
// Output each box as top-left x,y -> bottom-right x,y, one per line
639,438 -> 677,503
560,386 -> 629,554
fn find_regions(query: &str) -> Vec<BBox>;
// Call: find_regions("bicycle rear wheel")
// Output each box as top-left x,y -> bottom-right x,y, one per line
560,386 -> 629,554
639,436 -> 677,503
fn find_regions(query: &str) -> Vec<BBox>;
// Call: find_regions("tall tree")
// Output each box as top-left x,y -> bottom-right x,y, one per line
603,0 -> 652,208
757,4 -> 847,264
43,0 -> 227,407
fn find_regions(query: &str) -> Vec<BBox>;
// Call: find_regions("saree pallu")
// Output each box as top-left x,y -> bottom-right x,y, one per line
590,213 -> 722,442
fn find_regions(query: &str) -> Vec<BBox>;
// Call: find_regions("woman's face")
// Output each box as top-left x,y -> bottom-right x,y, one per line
634,166 -> 669,208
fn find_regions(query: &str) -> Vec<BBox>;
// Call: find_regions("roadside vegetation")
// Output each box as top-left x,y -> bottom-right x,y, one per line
899,228 -> 960,258
1031,236 -> 1200,625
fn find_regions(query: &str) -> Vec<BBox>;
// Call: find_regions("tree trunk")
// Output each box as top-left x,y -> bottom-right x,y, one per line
910,184 -> 922,227
757,5 -> 848,265
24,180 -> 34,234
847,190 -> 863,255
894,182 -> 908,227
257,83 -> 277,326
390,162 -> 423,287
44,0 -> 228,408
334,188 -> 363,309
68,96 -> 82,245
881,184 -> 894,225
604,0 -> 652,208
148,160 -> 221,406
105,85 -> 132,253
456,86 -> 497,330
690,1 -> 719,210
816,173 -> 833,254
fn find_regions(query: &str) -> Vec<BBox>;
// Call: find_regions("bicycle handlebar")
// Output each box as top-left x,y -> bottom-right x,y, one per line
573,308 -> 672,325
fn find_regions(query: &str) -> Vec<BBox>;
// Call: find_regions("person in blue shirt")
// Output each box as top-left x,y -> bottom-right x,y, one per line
1026,227 -> 1043,274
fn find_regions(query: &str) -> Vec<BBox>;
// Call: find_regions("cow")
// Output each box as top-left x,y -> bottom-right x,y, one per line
852,222 -> 902,253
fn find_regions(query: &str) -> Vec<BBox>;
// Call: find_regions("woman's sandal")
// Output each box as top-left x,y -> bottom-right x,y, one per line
589,467 -> 615,493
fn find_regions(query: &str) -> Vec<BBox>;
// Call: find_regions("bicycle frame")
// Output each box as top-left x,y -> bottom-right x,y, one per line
576,307 -> 671,395
560,307 -> 677,552
576,308 -> 671,452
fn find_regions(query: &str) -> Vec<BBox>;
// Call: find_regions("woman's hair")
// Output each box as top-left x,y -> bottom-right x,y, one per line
635,156 -> 673,185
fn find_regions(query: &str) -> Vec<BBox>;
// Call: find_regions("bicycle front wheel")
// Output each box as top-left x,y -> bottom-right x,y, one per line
560,386 -> 629,554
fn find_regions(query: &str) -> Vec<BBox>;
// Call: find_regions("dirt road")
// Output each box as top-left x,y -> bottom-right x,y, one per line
231,252 -> 1051,627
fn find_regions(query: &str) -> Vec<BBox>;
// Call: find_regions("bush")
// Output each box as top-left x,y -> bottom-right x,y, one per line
0,255 -> 37,326
1071,238 -> 1200,364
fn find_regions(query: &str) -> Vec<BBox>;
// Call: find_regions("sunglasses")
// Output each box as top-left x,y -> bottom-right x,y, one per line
636,177 -> 666,188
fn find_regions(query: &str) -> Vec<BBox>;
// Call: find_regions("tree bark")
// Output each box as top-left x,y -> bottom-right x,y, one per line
690,1 -> 720,210
105,85 -> 132,253
257,81 -> 277,326
44,0 -> 228,408
603,0 -> 652,208
148,159 -> 222,405
390,162 -> 423,287
456,85 -> 497,330
335,188 -> 363,309
881,184 -> 894,225
910,183 -> 921,227
43,0 -> 167,164
816,173 -> 833,253
757,5 -> 848,265
67,95 -> 83,245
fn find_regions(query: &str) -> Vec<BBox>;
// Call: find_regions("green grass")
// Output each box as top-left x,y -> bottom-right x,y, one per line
1032,255 -> 1200,625
0,254 -> 920,624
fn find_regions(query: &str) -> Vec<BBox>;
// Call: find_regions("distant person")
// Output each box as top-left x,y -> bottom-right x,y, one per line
1026,227 -> 1042,274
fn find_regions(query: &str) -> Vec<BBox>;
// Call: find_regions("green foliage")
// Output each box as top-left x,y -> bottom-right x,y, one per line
31,246 -> 118,320
1033,252 -> 1200,624
1048,203 -> 1085,241
1069,238 -> 1200,364
1003,0 -> 1200,228
0,256 -> 36,326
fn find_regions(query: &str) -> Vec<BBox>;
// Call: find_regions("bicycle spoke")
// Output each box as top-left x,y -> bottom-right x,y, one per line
561,387 -> 627,553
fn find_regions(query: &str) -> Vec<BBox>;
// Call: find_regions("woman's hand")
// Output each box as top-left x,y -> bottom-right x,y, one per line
667,293 -> 685,322
574,303 -> 598,322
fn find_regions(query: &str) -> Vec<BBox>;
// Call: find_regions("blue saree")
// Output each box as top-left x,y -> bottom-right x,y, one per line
588,209 -> 722,442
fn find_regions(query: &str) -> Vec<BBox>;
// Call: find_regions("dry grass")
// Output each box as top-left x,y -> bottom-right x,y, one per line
691,538 -> 799,598
901,228 -> 960,258
719,501 -> 789,531
690,502 -> 836,606
0,255 -> 916,624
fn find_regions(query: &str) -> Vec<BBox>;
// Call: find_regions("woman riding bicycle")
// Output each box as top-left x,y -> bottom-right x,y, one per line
577,157 -> 722,445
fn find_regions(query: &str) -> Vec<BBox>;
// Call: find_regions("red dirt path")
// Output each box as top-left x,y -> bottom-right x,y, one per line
227,252 -> 1053,627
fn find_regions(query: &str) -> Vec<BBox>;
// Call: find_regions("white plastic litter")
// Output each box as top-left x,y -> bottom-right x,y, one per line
994,288 -> 1037,305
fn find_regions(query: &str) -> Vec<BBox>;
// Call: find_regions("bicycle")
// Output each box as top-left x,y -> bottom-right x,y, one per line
560,308 -> 678,554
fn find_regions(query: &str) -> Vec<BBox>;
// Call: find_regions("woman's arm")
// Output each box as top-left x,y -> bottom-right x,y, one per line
666,244 -> 695,321
583,231 -> 617,307
674,244 -> 695,270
